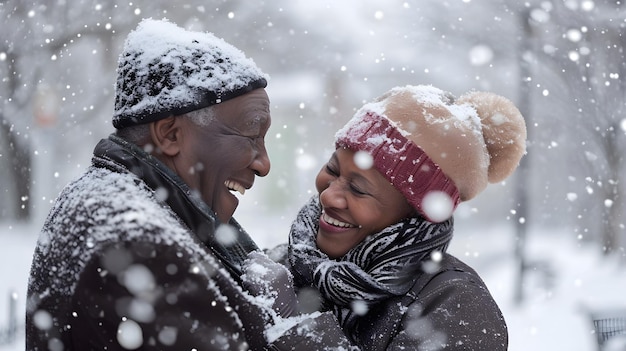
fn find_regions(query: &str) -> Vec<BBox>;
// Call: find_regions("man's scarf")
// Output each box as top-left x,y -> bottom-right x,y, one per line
288,195 -> 454,331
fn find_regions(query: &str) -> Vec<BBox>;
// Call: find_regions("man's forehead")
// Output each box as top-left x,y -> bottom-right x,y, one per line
213,108 -> 269,133
212,90 -> 270,126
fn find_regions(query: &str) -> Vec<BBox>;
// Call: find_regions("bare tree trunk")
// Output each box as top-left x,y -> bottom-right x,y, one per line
513,9 -> 533,306
602,123 -> 624,256
0,114 -> 31,221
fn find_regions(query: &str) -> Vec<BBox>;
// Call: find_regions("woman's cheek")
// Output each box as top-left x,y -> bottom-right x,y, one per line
315,171 -> 330,193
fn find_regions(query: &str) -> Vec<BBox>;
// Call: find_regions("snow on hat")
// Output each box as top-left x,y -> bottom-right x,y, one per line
335,85 -> 527,222
113,18 -> 268,129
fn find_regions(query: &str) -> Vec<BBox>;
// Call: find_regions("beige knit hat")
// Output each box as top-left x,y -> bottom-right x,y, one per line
335,85 -> 527,222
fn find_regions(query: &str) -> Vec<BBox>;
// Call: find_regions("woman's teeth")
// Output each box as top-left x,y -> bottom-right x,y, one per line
225,180 -> 245,195
322,212 -> 356,228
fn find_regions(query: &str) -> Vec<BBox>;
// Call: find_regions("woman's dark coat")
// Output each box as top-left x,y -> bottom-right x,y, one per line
278,246 -> 508,350
283,195 -> 508,350
352,253 -> 507,350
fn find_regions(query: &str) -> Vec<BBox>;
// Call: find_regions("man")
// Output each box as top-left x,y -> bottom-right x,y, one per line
26,19 -> 351,351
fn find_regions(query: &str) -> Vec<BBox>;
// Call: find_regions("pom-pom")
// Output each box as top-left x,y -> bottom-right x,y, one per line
457,91 -> 527,183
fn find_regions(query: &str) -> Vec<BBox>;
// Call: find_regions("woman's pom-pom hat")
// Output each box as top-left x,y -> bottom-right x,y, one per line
335,85 -> 527,222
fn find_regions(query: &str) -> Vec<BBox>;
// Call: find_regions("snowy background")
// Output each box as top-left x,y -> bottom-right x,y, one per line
1,0 -> 626,350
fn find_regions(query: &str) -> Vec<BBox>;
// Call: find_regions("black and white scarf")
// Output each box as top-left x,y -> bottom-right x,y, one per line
288,195 -> 454,332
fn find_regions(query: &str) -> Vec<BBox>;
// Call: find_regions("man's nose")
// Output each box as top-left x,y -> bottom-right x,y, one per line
251,142 -> 270,177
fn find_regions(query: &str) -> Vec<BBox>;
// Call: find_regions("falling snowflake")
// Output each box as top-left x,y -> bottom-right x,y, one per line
215,224 -> 238,247
117,318 -> 143,349
422,191 -> 454,222
353,151 -> 374,170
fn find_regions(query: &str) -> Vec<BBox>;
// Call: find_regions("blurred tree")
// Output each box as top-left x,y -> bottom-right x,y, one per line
0,1 -> 243,222
0,0 -> 135,221
525,0 -> 626,256
1,3 -> 36,220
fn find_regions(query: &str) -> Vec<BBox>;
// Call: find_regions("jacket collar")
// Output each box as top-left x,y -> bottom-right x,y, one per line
91,134 -> 258,282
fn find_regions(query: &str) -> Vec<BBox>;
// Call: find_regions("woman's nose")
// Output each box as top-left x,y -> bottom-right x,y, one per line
319,178 -> 347,209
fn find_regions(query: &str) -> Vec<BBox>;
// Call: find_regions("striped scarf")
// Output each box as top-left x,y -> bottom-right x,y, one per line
288,195 -> 454,333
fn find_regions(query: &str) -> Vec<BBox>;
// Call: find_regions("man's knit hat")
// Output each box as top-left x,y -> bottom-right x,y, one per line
113,18 -> 268,129
335,85 -> 527,222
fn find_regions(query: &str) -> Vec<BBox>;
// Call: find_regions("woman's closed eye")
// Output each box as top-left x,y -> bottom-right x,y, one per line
349,183 -> 369,196
326,164 -> 371,196
325,164 -> 339,177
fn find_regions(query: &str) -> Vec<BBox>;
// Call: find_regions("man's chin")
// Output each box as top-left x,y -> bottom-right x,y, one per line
215,193 -> 239,224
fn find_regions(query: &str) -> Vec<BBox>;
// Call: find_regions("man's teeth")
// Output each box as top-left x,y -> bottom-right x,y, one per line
322,213 -> 355,228
225,180 -> 245,195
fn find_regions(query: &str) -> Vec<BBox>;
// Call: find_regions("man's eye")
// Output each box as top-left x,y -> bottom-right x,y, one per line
243,135 -> 261,143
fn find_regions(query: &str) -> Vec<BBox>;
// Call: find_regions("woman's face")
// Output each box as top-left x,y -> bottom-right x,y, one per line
314,148 -> 414,258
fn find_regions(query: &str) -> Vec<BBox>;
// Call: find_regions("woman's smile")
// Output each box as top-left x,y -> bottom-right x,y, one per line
321,211 -> 358,229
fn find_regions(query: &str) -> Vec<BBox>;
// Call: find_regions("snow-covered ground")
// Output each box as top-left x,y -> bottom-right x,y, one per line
1,218 -> 625,351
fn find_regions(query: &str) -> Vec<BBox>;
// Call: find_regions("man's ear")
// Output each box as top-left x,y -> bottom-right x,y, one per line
149,116 -> 181,157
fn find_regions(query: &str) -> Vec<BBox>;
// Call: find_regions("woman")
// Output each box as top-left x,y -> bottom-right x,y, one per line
245,84 -> 526,350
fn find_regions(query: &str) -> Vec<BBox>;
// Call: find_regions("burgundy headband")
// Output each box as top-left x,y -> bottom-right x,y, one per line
335,111 -> 460,222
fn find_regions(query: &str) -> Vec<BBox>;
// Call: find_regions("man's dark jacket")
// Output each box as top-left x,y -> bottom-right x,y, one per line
26,135 -> 351,351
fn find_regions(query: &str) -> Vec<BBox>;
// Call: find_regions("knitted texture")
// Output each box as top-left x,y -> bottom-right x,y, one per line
288,195 -> 453,335
371,85 -> 527,202
113,18 -> 268,128
335,111 -> 460,222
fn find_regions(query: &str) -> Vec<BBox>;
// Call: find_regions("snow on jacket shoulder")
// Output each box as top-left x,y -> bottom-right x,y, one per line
26,136 -> 349,351
26,163 -> 265,350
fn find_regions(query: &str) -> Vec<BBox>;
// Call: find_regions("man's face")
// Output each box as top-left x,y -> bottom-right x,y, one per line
176,89 -> 271,223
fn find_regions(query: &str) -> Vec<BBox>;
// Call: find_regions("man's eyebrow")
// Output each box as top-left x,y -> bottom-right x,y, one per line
247,114 -> 269,129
